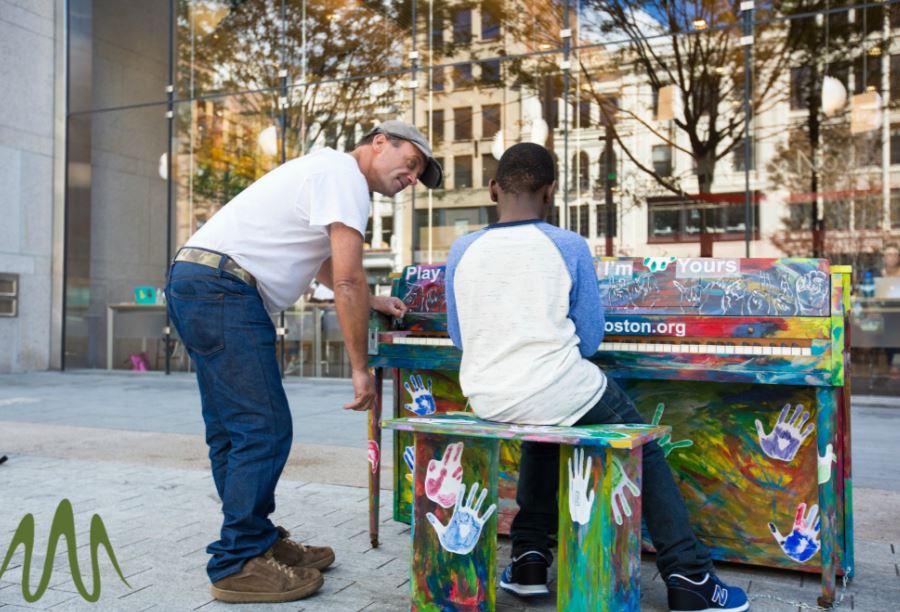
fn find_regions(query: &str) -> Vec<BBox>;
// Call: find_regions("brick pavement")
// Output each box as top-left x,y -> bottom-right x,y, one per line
0,372 -> 898,610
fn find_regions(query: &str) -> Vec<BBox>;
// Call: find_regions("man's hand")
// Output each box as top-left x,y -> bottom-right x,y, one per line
345,368 -> 375,411
371,295 -> 407,318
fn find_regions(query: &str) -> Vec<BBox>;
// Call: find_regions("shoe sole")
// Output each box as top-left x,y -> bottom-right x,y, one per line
499,580 -> 550,597
210,574 -> 324,603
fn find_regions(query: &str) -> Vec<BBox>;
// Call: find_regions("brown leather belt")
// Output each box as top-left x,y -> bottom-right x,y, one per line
175,247 -> 257,288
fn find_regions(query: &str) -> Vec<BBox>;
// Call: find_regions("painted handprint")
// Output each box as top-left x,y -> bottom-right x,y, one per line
567,448 -> 595,525
651,403 -> 694,458
426,481 -> 497,555
403,445 -> 415,483
643,256 -> 676,272
755,403 -> 814,462
425,442 -> 464,508
818,443 -> 836,485
611,456 -> 640,526
367,440 -> 379,474
403,374 -> 437,416
768,502 -> 820,563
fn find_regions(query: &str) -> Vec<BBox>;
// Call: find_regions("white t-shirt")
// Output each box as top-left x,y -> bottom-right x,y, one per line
446,220 -> 606,426
185,148 -> 371,313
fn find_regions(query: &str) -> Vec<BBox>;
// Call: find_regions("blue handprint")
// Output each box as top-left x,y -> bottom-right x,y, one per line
426,481 -> 496,555
755,403 -> 814,462
768,502 -> 820,563
403,374 -> 437,416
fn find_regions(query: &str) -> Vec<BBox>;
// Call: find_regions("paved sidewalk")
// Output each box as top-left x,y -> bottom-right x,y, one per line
0,371 -> 899,610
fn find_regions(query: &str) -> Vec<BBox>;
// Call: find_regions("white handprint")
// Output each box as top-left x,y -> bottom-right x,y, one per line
567,448 -> 595,525
426,481 -> 497,555
818,443 -> 836,485
611,456 -> 640,526
425,442 -> 464,508
403,374 -> 437,416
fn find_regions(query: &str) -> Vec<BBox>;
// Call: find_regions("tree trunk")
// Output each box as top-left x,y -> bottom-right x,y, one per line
696,152 -> 716,257
806,65 -> 824,258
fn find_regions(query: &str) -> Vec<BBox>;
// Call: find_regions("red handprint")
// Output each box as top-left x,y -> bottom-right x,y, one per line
425,442 -> 464,508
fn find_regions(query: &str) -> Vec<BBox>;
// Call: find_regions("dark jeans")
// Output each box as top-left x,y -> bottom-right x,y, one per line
510,377 -> 713,579
166,260 -> 292,582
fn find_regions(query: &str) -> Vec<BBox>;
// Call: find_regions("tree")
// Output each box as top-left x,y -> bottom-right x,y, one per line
779,0 -> 883,256
501,1 -> 792,254
179,0 -> 409,156
767,120 -> 888,270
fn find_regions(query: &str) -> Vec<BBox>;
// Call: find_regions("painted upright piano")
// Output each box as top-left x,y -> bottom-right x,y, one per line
367,256 -> 853,606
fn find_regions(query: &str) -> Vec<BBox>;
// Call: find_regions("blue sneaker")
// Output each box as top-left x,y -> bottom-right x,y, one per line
666,573 -> 749,611
499,551 -> 550,597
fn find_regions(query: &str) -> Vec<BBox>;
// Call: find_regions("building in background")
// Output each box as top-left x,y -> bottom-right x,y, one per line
2,0 -> 900,391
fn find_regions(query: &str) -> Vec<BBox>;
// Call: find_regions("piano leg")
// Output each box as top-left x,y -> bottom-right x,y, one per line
369,367 -> 384,548
816,386 -> 838,608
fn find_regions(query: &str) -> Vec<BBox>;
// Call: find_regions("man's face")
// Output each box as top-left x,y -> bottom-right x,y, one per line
886,247 -> 899,268
370,135 -> 427,197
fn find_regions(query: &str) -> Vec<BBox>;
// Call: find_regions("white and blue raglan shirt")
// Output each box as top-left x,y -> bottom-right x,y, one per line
446,219 -> 607,426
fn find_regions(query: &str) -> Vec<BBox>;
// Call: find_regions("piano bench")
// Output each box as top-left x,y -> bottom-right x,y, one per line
382,414 -> 669,611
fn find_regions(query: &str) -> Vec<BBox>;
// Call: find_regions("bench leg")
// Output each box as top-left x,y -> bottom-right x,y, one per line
558,445 -> 642,611
411,433 -> 499,611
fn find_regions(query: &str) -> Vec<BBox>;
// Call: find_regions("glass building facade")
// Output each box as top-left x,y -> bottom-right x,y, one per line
64,1 -> 900,394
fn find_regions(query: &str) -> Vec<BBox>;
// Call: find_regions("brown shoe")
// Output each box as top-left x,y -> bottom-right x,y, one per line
210,549 -> 323,603
271,526 -> 336,571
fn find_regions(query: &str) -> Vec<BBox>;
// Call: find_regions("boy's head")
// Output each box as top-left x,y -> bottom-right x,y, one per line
489,143 -> 557,220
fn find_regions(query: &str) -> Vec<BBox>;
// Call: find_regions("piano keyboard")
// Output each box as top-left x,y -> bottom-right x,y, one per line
391,336 -> 455,347
388,336 -> 812,357
598,342 -> 811,356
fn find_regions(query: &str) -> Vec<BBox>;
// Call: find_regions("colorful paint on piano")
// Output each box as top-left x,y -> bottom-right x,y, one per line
410,433 -> 498,611
375,258 -> 852,602
597,257 -> 832,317
393,264 -> 447,333
620,378 -> 850,573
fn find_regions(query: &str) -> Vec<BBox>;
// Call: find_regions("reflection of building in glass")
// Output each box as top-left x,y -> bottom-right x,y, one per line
5,1 -> 900,387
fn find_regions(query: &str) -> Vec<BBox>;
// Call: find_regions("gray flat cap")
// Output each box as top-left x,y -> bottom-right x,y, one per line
365,120 -> 443,189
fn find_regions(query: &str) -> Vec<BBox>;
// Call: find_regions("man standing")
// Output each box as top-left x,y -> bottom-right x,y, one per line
166,121 -> 442,604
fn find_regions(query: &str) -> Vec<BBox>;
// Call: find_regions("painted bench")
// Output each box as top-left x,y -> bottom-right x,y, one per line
383,414 -> 669,611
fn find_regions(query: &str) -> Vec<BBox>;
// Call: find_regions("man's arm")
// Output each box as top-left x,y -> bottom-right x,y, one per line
317,256 -> 407,318
328,223 -> 375,411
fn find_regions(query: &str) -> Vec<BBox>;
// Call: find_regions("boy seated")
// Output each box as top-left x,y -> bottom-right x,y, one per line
445,143 -> 749,612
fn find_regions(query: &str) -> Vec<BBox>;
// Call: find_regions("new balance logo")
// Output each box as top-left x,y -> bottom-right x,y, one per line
712,584 -> 728,606
0,499 -> 130,603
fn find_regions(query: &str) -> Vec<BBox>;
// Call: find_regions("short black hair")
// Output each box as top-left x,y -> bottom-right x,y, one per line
495,143 -> 556,194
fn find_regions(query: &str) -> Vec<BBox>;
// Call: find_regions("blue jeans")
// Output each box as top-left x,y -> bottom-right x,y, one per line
510,377 -> 713,579
166,260 -> 292,582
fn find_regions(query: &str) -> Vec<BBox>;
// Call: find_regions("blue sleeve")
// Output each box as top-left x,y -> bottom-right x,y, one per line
569,241 -> 605,356
537,224 -> 605,357
445,229 -> 485,350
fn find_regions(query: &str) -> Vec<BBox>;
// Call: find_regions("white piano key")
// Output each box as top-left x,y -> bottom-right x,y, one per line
801,347 -> 813,356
